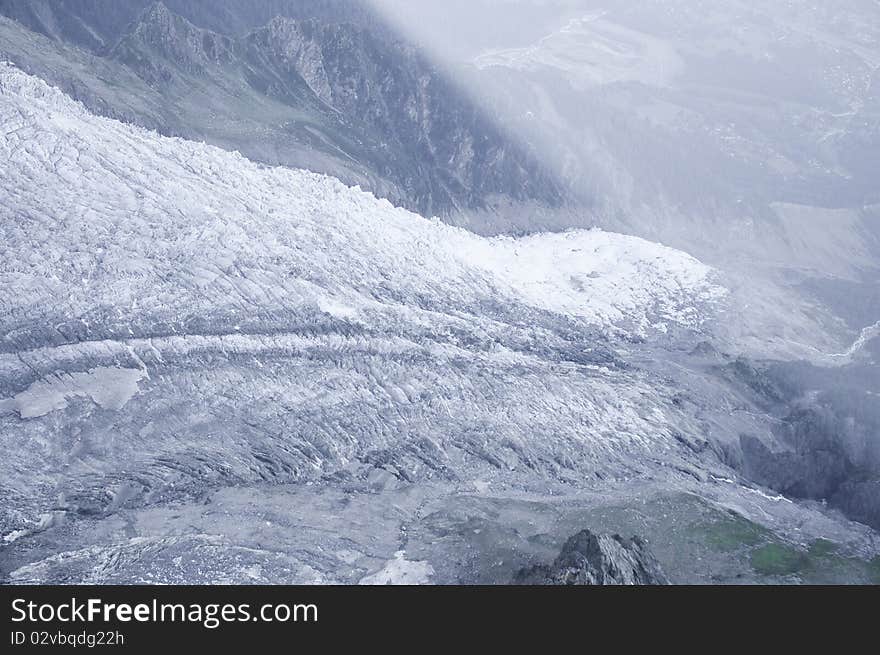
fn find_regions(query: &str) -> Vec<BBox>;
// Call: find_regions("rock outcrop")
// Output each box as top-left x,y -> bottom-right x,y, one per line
514,530 -> 670,585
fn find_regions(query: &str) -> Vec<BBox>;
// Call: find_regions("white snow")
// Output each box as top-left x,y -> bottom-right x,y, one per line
0,61 -> 723,347
465,230 -> 724,332
358,550 -> 435,585
0,63 -> 731,519
0,367 -> 146,419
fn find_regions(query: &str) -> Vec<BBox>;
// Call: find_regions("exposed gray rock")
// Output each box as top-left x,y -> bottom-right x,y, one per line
514,529 -> 669,585
832,480 -> 880,532
732,355 -> 880,531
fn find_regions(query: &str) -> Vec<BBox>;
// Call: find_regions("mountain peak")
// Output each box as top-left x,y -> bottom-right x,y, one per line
133,1 -> 202,43
112,1 -> 236,82
143,1 -> 173,22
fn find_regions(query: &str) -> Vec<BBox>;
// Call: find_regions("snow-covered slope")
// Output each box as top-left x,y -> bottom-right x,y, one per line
3,63 -> 879,585
0,63 -> 755,582
0,62 -> 721,351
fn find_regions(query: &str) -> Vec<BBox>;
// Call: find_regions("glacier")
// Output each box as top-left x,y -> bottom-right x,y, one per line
1,62 -> 878,584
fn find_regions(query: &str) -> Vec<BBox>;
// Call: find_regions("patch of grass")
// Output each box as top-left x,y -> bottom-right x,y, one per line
699,511 -> 769,552
750,543 -> 809,576
807,538 -> 838,558
650,495 -> 878,583
798,540 -> 880,584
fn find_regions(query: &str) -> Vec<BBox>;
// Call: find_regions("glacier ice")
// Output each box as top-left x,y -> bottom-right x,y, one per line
2,62 -> 876,584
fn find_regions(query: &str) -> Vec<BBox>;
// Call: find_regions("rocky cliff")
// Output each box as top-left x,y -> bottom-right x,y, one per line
514,529 -> 670,585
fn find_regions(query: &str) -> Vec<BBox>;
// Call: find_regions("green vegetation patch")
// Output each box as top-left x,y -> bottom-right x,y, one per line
697,510 -> 770,552
807,538 -> 838,558
750,543 -> 809,576
750,539 -> 880,583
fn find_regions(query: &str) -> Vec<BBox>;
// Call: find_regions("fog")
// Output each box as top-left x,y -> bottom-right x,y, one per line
371,0 -> 880,353
1,0 -> 879,583
369,0 -> 582,59
368,4 -> 880,525
371,1 -> 880,258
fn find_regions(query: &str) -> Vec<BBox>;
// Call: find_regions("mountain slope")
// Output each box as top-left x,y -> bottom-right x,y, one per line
0,57 -> 720,499
0,61 -> 719,352
0,0 -> 564,217
2,63 -> 878,584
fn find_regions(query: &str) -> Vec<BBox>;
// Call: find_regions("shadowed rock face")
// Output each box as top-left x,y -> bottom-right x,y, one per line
833,481 -> 880,533
514,529 -> 669,585
731,358 -> 880,531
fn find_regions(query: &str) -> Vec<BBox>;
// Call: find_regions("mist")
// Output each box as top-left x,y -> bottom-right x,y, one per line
1,0 -> 879,586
